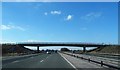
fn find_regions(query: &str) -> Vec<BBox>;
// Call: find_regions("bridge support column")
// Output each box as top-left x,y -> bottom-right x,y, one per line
83,46 -> 86,53
37,46 -> 39,53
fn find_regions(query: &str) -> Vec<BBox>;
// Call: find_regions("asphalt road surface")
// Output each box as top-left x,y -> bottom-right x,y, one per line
2,53 -> 75,70
2,53 -> 112,70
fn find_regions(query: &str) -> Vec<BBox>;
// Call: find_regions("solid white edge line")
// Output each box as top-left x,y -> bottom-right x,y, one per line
58,52 -> 78,70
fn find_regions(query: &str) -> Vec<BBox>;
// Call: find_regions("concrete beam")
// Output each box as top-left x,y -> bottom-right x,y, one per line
83,47 -> 86,53
37,46 -> 39,53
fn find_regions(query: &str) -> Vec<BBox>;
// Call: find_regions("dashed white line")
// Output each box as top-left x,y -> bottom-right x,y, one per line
45,55 -> 51,59
30,57 -> 34,58
40,60 -> 44,62
46,56 -> 49,59
12,60 -> 19,63
58,52 -> 78,70
40,55 -> 51,63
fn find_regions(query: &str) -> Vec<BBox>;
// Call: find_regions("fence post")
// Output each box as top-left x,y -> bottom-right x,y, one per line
88,58 -> 90,62
101,61 -> 103,66
74,55 -> 75,57
77,56 -> 78,58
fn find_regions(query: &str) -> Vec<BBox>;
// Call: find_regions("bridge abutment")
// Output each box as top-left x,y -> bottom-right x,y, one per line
83,46 -> 86,53
37,46 -> 39,53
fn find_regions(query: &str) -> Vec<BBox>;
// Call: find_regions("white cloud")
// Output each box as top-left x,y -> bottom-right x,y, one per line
44,12 -> 48,15
27,40 -> 43,42
34,4 -> 42,9
0,25 -> 11,30
1,41 -> 16,43
15,26 -> 25,31
86,12 -> 101,18
0,24 -> 25,31
81,12 -> 102,21
50,11 -> 61,15
66,15 -> 72,21
27,40 -> 38,42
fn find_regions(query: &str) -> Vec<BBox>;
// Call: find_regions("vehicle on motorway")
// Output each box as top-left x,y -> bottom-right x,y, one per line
55,50 -> 57,53
46,51 -> 51,54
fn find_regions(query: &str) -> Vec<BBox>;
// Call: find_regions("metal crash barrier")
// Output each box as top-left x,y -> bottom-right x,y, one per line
62,52 -> 120,70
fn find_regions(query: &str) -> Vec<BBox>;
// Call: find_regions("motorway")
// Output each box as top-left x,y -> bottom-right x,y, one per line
2,53 -> 76,70
2,52 -> 111,70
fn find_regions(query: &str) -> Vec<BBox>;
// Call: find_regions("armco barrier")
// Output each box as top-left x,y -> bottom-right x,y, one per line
62,52 -> 120,70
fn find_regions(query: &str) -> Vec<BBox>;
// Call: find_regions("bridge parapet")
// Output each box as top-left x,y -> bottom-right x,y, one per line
1,42 -> 118,47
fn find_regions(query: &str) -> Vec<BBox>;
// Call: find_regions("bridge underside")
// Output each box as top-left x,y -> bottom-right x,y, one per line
35,46 -> 87,53
16,44 -> 104,53
2,43 -> 110,53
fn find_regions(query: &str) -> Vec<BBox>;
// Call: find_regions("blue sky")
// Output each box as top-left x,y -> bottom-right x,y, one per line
1,2 -> 118,50
2,0 -> 120,2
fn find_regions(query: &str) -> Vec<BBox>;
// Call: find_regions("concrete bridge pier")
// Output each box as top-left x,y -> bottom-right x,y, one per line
37,46 -> 39,53
83,46 -> 86,53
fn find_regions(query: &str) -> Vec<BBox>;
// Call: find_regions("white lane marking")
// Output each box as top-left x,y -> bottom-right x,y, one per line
40,55 -> 51,63
46,56 -> 49,59
40,60 -> 44,62
45,54 -> 51,59
30,57 -> 34,58
12,60 -> 19,63
58,53 -> 78,70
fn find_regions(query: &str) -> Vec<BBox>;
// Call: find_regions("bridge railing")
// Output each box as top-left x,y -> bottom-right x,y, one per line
8,42 -> 105,45
1,42 -> 119,47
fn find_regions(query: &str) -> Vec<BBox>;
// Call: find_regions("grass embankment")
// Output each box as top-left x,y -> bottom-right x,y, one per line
88,46 -> 120,55
2,45 -> 34,56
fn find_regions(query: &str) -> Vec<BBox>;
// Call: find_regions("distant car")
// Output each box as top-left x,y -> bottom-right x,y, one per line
55,50 -> 57,53
46,51 -> 51,54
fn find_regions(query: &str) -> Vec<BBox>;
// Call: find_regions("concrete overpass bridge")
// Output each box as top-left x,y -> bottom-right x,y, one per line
2,42 -> 116,53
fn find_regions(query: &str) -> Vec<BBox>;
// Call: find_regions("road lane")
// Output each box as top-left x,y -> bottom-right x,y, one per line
2,53 -> 75,69
2,53 -> 50,68
2,54 -> 40,64
34,53 -> 74,68
2,52 -> 112,70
